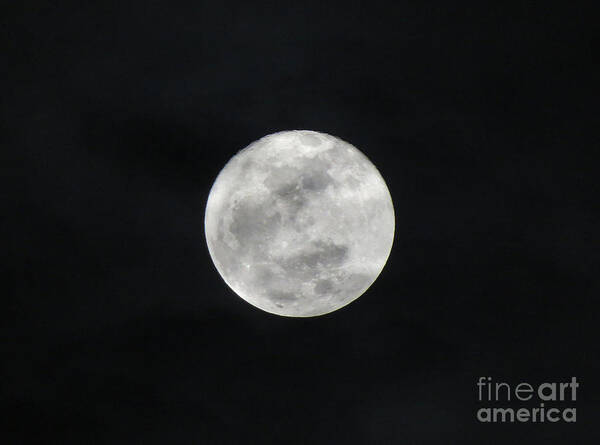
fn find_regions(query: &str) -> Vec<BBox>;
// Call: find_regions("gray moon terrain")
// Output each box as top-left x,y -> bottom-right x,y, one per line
205,130 -> 395,317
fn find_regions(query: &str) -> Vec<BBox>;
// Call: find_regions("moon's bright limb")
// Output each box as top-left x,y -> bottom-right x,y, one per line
205,130 -> 394,317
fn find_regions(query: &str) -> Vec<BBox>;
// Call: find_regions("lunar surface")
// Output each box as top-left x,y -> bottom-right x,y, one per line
205,130 -> 394,317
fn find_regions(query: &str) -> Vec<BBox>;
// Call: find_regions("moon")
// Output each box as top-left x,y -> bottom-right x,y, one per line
205,130 -> 394,317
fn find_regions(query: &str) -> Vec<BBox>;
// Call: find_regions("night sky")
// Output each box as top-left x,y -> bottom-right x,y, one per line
3,1 -> 599,443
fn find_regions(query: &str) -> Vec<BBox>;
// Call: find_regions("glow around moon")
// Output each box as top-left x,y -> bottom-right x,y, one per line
205,130 -> 394,317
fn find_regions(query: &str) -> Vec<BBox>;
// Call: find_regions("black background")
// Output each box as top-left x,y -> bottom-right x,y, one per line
3,1 -> 599,443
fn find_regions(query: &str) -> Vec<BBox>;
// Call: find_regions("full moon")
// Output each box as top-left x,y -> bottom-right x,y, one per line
205,130 -> 394,317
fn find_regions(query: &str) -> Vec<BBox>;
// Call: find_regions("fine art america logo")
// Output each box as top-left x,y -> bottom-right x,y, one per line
476,377 -> 579,423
